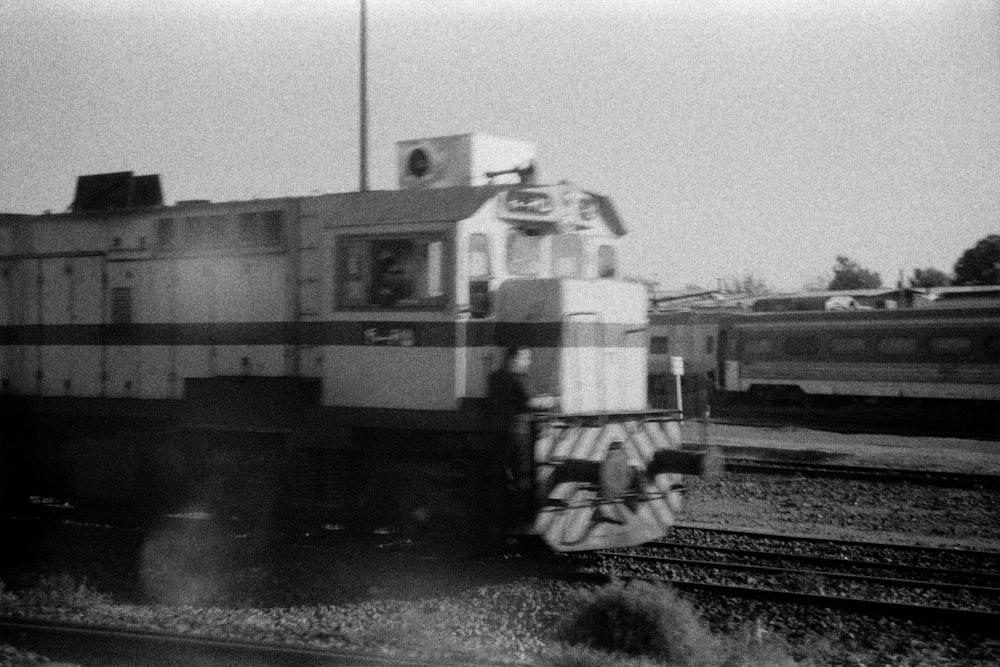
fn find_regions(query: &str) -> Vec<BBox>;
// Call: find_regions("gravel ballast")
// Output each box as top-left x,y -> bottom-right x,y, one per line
3,424 -> 999,666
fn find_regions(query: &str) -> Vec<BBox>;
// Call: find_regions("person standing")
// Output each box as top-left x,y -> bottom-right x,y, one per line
486,346 -> 556,529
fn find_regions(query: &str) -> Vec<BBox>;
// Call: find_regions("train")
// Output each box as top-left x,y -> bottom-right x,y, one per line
0,133 -> 715,552
648,306 -> 1000,426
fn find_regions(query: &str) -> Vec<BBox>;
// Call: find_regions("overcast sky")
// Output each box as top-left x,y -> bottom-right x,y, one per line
2,0 -> 998,290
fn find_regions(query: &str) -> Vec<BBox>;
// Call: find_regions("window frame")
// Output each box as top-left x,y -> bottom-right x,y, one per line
552,233 -> 584,278
597,244 -> 617,278
505,230 -> 543,276
649,335 -> 670,354
335,232 -> 452,311
469,233 -> 493,280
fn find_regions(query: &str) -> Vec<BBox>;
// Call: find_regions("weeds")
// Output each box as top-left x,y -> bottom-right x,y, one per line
8,574 -> 108,608
549,581 -> 800,667
554,580 -> 720,666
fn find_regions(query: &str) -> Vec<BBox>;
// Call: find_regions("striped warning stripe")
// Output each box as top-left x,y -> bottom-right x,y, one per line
532,413 -> 686,552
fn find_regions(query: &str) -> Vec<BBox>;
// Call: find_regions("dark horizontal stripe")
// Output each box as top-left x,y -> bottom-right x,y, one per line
0,321 -> 647,348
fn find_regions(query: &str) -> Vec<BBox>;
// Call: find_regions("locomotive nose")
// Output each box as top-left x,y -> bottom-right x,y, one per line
599,441 -> 637,498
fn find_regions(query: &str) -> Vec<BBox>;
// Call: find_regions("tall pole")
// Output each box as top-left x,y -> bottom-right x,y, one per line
359,0 -> 369,192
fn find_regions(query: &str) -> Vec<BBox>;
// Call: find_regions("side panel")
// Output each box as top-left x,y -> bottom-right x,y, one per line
324,345 -> 458,410
39,258 -> 70,396
105,261 -> 142,398
0,260 -> 36,393
175,258 -> 218,380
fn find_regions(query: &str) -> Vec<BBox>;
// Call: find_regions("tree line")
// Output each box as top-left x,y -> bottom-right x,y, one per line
709,234 -> 999,295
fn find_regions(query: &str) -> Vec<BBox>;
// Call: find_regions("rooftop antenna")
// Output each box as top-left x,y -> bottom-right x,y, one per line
359,0 -> 369,192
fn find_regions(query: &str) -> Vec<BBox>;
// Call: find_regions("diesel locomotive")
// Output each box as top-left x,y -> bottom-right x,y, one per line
0,134 -> 714,552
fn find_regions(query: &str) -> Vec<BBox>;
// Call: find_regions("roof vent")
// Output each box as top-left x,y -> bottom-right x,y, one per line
71,172 -> 163,212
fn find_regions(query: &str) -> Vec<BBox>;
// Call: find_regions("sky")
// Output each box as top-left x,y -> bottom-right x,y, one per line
2,0 -> 998,291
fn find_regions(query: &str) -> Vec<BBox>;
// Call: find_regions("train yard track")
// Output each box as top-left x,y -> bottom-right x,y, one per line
719,457 -> 1000,489
573,526 -> 1000,635
0,618 -> 451,667
709,411 -> 1000,442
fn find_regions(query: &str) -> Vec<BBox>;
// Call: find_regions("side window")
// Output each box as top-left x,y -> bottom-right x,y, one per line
784,336 -> 819,356
597,244 -> 617,278
649,336 -> 669,354
337,236 -> 447,309
184,216 -> 206,247
506,230 -> 542,276
929,336 -> 972,356
184,215 -> 229,248
238,211 -> 283,245
468,234 -> 492,319
469,234 -> 492,279
986,335 -> 999,359
878,337 -> 918,355
552,234 -> 583,278
705,335 -> 715,355
743,338 -> 775,357
829,337 -> 868,355
341,241 -> 367,303
156,218 -> 176,251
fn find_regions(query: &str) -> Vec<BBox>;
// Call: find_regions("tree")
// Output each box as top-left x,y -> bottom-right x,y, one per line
717,273 -> 773,296
953,235 -> 1000,286
910,267 -> 951,288
801,275 -> 831,292
827,256 -> 882,290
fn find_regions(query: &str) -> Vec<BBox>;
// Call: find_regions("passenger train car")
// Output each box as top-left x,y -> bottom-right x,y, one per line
648,307 -> 1000,422
0,134 -> 712,552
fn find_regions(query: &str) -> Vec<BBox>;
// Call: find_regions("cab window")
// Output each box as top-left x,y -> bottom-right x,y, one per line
506,230 -> 542,276
598,244 -> 617,278
336,235 -> 447,309
552,234 -> 583,278
469,234 -> 492,279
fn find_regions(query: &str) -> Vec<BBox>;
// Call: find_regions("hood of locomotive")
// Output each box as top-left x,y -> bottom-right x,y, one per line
493,278 -> 698,551
493,278 -> 649,413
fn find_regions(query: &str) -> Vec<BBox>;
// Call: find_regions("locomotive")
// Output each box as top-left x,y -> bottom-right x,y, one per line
0,134 -> 714,552
648,306 -> 1000,425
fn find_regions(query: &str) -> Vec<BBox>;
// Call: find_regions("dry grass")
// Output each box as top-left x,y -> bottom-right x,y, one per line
547,581 -> 800,667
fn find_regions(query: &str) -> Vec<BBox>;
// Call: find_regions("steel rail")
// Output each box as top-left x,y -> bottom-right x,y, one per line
0,617 -> 478,667
708,413 -> 1000,442
666,580 -> 1000,636
667,524 -> 1000,564
630,543 -> 1000,586
720,458 -> 1000,489
598,551 -> 1000,597
565,570 -> 1000,636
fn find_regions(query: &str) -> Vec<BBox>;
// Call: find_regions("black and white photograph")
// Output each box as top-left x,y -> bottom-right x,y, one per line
1,1 -> 998,665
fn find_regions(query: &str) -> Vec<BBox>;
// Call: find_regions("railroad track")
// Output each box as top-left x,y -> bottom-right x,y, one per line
709,412 -> 1000,442
573,526 -> 1000,635
0,618 -> 457,667
718,457 -> 1000,489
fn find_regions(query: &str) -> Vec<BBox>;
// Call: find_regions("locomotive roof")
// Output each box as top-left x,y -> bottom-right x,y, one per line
5,184 -> 627,235
312,185 -> 510,225
309,184 -> 626,235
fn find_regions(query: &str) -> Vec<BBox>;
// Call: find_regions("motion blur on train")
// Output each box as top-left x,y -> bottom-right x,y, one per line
0,134 -> 716,552
648,293 -> 1000,430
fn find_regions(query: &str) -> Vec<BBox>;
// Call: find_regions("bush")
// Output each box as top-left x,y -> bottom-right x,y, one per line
554,581 -> 720,667
18,574 -> 108,608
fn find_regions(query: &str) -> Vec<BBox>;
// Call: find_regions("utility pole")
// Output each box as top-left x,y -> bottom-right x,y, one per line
359,0 -> 369,192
